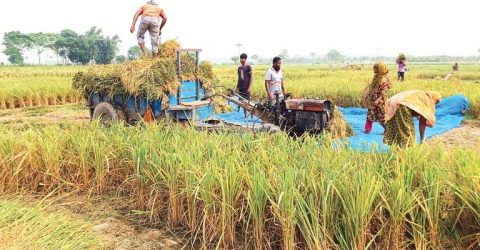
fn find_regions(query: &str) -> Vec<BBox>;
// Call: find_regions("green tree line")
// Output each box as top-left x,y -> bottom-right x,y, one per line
230,49 -> 480,65
2,27 -> 120,65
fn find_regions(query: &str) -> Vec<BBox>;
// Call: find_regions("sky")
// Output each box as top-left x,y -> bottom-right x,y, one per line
0,0 -> 479,63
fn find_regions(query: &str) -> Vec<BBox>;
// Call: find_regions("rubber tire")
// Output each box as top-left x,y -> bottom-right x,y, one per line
93,102 -> 118,126
116,109 -> 126,122
124,108 -> 141,125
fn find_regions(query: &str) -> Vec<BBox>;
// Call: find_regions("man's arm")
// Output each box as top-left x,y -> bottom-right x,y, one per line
130,7 -> 144,33
264,80 -> 270,98
419,116 -> 427,143
264,70 -> 271,98
247,67 -> 253,94
281,78 -> 285,94
159,10 -> 168,35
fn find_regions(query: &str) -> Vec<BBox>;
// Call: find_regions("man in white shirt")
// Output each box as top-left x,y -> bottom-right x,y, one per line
264,57 -> 285,103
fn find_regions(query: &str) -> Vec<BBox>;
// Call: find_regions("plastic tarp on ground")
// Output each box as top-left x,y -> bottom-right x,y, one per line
338,95 -> 470,152
212,95 -> 470,152
212,102 -> 265,126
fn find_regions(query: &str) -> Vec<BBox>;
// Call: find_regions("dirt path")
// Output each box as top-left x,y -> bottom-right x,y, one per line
0,104 -> 89,127
51,196 -> 187,250
427,121 -> 480,148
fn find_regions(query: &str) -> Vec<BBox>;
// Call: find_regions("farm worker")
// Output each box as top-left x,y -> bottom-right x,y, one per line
265,57 -> 285,104
396,53 -> 407,81
452,62 -> 459,72
363,62 -> 391,133
383,90 -> 441,147
236,53 -> 254,117
130,0 -> 167,59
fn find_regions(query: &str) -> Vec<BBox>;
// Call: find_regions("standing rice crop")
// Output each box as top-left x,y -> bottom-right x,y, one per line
0,123 -> 480,248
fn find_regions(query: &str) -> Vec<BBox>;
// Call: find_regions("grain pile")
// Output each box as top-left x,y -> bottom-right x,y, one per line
72,40 -> 216,100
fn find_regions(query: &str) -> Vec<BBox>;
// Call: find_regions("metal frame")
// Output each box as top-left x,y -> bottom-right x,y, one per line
176,49 -> 202,105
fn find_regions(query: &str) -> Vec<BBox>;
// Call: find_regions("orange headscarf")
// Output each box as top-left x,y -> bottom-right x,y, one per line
385,90 -> 441,127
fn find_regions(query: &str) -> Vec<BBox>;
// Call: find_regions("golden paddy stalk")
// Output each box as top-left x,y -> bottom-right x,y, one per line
0,122 -> 479,249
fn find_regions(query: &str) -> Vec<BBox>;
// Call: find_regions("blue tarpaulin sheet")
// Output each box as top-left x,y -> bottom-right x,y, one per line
339,94 -> 470,151
212,95 -> 470,152
212,101 -> 265,125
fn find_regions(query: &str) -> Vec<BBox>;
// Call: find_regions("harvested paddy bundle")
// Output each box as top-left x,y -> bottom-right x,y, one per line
73,57 -> 214,99
198,61 -> 217,90
396,53 -> 407,64
72,65 -> 124,97
328,106 -> 354,138
178,54 -> 198,82
159,39 -> 181,59
119,59 -> 180,99
213,97 -> 234,113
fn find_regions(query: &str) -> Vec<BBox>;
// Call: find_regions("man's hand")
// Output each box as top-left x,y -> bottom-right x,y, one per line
247,88 -> 252,95
130,25 -> 135,33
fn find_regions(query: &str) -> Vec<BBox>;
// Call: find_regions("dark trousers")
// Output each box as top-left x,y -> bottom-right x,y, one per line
238,89 -> 250,100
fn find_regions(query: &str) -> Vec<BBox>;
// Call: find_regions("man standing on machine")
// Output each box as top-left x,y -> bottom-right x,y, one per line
130,0 -> 167,59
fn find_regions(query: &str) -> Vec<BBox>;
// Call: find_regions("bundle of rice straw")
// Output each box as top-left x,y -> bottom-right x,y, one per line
120,59 -> 180,99
72,39 -> 217,101
159,39 -> 181,59
198,61 -> 217,90
396,53 -> 407,64
213,97 -> 234,113
72,65 -> 124,97
328,106 -> 354,139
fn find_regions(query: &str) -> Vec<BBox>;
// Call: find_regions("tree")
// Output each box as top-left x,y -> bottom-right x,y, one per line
230,55 -> 238,65
54,27 -> 120,65
95,35 -> 120,64
2,31 -> 31,65
326,50 -> 344,63
55,29 -> 91,64
128,46 -> 144,60
84,26 -> 103,62
115,55 -> 127,63
28,32 -> 58,64
3,46 -> 24,65
54,29 -> 77,64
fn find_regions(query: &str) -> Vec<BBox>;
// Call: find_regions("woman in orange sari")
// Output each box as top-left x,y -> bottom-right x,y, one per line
363,62 -> 391,133
383,90 -> 442,147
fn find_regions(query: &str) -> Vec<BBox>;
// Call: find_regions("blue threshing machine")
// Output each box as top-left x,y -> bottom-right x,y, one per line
86,49 -> 215,125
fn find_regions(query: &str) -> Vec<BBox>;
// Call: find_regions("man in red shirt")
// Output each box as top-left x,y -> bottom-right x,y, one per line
130,1 -> 167,59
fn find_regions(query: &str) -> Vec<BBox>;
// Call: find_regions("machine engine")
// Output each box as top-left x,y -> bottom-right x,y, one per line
268,93 -> 333,135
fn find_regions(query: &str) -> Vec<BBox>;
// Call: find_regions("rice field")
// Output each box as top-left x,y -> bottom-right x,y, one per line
0,63 -> 480,249
1,64 -> 480,117
0,122 -> 479,249
0,66 -> 85,109
213,64 -> 480,119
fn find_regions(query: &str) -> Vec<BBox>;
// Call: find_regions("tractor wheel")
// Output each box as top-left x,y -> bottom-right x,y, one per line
93,102 -> 118,126
124,108 -> 141,125
116,109 -> 127,122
